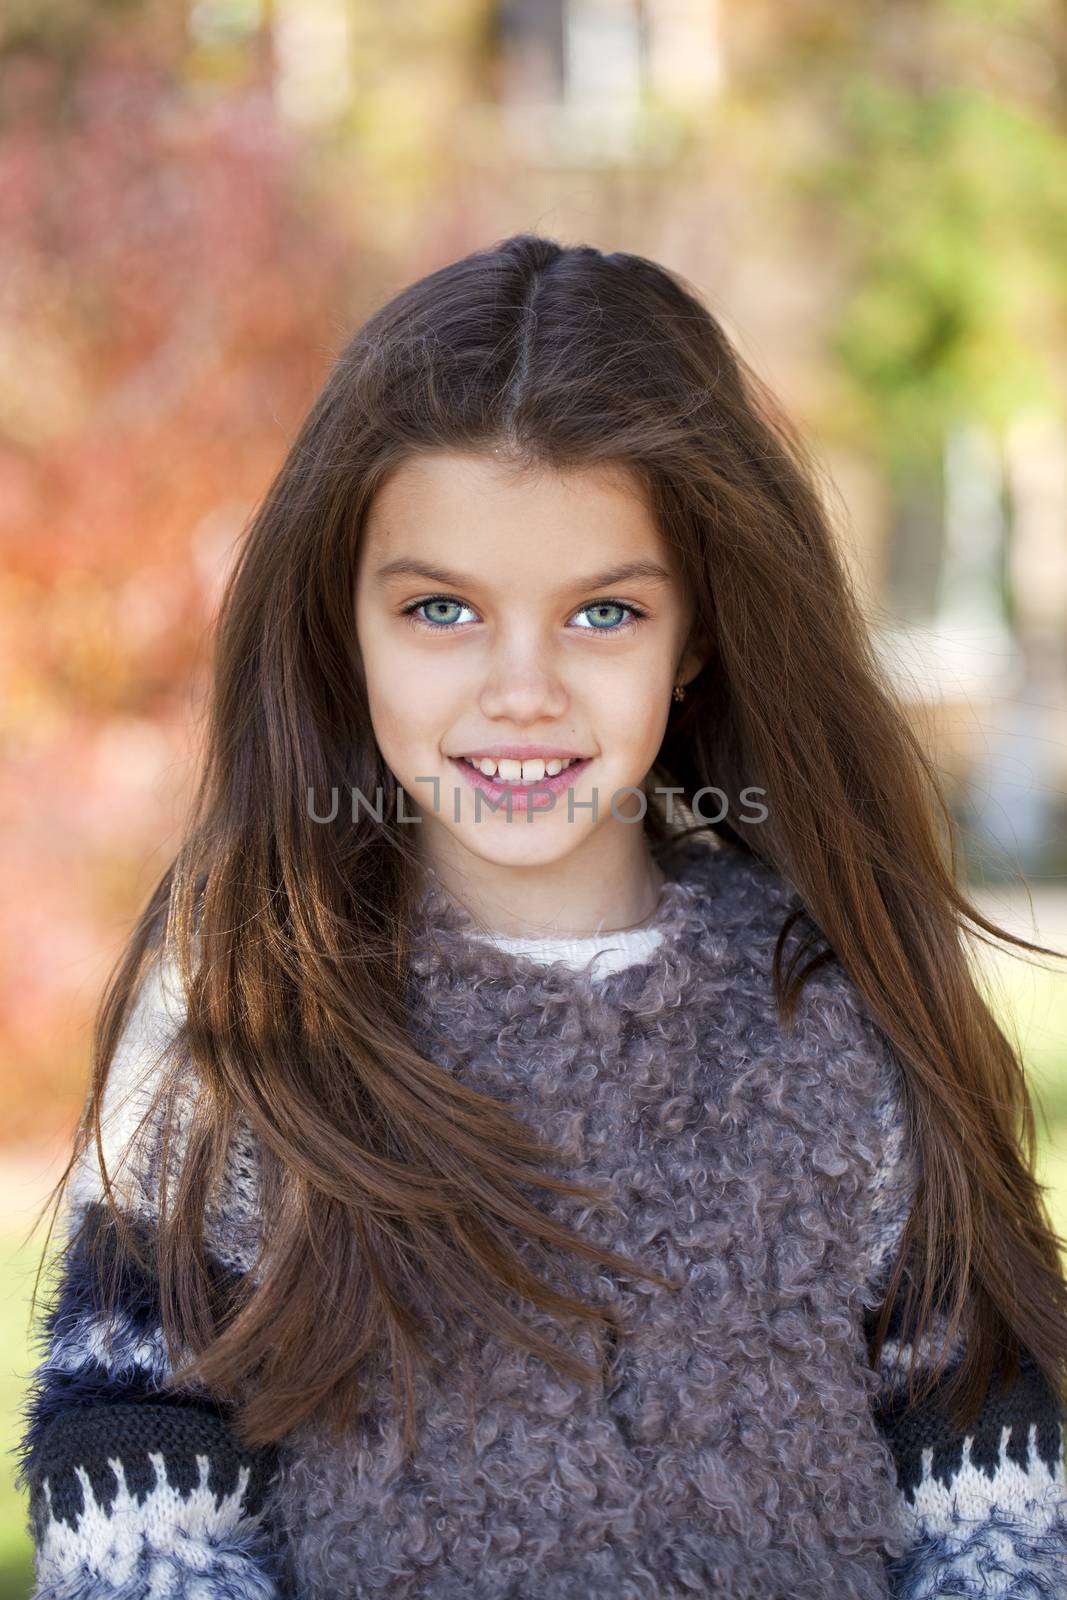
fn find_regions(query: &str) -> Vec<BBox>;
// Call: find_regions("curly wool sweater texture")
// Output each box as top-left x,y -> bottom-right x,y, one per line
256,838 -> 1061,1599
19,836 -> 1067,1599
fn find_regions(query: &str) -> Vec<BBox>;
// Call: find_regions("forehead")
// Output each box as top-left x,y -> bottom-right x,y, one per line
361,449 -> 670,569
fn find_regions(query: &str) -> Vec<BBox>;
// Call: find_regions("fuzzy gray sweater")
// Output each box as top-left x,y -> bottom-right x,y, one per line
19,836 -> 1067,1599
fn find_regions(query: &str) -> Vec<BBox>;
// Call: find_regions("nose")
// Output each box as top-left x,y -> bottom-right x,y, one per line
478,628 -> 569,723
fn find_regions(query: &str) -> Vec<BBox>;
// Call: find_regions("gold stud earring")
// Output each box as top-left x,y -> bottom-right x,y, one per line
672,682 -> 686,702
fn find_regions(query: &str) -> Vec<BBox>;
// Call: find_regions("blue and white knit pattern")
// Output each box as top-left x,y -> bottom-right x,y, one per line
870,1294 -> 1067,1598
17,961 -> 281,1600
17,838 -> 1067,1597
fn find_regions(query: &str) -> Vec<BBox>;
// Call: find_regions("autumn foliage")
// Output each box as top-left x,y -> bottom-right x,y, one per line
0,28 -> 357,1141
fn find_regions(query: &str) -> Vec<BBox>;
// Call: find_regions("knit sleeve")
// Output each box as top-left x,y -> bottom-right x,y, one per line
16,957 -> 283,1600
861,1060 -> 1067,1598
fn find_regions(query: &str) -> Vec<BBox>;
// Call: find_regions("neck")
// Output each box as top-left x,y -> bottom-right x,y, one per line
414,832 -> 667,939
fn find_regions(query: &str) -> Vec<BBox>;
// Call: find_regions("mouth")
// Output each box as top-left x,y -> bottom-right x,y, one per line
448,754 -> 593,812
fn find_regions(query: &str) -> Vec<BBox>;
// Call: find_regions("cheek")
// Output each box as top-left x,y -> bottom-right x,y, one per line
595,656 -> 671,724
365,640 -> 458,747
358,627 -> 408,739
598,671 -> 673,770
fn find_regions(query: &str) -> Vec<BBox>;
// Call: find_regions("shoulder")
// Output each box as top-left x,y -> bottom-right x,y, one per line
68,953 -> 192,1218
796,957 -> 921,1292
854,994 -> 919,1289
68,952 -> 264,1274
665,835 -> 799,921
666,836 -> 824,993
668,837 -> 919,1243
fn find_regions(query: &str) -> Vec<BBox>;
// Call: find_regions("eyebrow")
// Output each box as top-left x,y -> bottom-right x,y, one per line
373,558 -> 674,591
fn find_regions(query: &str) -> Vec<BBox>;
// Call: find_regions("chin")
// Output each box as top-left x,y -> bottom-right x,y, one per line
450,824 -> 588,872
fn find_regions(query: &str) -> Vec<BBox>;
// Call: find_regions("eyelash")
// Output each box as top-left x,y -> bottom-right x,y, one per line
400,595 -> 650,636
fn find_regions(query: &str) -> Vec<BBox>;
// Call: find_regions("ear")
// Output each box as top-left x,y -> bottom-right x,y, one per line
676,628 -> 713,689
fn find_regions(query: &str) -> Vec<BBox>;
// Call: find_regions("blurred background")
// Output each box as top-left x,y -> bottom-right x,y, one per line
2,0 -> 1066,1591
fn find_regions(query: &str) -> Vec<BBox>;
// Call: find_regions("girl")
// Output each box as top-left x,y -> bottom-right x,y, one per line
18,234 -> 1067,1600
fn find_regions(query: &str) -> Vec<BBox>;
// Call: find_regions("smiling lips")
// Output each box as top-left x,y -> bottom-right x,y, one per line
460,754 -> 582,784
449,753 -> 592,810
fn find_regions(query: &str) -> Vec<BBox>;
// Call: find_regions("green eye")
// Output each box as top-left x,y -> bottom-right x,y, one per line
402,597 -> 477,629
574,602 -> 644,631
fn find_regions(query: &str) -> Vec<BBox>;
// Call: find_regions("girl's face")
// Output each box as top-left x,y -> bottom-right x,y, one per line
354,449 -> 703,882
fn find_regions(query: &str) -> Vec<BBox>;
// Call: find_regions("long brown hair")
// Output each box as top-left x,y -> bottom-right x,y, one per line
40,233 -> 1067,1457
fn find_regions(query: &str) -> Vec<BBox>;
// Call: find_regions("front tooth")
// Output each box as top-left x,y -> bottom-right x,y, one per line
467,755 -> 574,781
